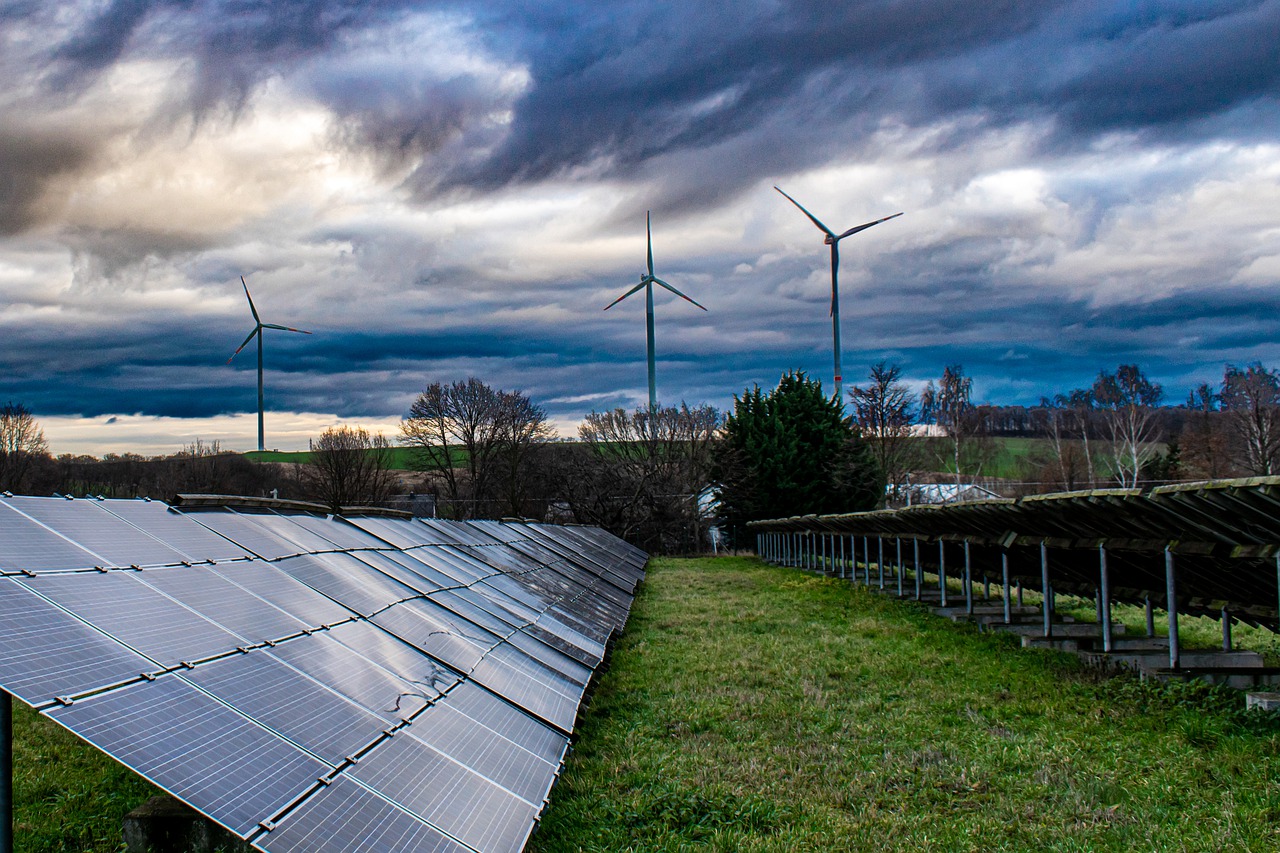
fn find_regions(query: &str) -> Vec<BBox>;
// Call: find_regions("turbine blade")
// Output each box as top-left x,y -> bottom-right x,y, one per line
241,276 -> 260,323
604,279 -> 648,310
774,186 -> 835,239
835,211 -> 904,241
227,327 -> 260,363
652,277 -> 707,311
262,323 -> 312,334
646,211 -> 654,278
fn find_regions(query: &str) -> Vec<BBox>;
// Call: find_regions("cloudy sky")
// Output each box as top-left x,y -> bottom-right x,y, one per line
2,0 -> 1278,454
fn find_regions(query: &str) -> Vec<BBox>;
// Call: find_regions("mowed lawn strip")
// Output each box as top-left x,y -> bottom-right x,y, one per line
531,556 -> 1280,852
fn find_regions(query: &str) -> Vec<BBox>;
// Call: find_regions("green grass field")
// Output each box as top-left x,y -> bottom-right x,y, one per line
12,556 -> 1280,851
530,557 -> 1280,851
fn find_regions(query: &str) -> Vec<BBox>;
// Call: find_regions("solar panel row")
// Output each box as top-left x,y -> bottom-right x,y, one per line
0,495 -> 647,853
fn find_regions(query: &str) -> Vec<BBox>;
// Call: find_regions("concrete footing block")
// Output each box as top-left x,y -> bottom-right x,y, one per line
123,796 -> 250,853
1247,692 -> 1280,712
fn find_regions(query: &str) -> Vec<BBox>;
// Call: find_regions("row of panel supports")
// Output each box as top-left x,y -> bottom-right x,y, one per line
757,531 -> 1260,672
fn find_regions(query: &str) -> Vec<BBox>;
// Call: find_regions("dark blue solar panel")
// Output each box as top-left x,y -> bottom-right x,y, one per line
0,500 -> 102,572
139,566 -> 309,644
325,621 -> 460,700
211,562 -> 354,628
350,728 -> 537,852
266,632 -> 441,721
371,599 -> 498,674
25,571 -> 242,667
406,699 -> 562,805
182,652 -> 388,765
3,496 -> 189,569
441,681 -> 568,765
183,510 -> 306,560
259,777 -> 469,853
274,553 -> 416,616
49,676 -> 328,838
100,500 -> 251,562
0,578 -> 155,704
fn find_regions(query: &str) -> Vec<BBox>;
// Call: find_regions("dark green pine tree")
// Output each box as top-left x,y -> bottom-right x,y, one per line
714,371 -> 883,544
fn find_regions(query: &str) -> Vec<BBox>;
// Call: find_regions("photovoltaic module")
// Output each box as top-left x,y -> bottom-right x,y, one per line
0,495 -> 646,853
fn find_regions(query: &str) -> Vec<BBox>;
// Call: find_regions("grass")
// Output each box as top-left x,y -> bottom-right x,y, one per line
530,556 -> 1280,851
13,702 -> 159,852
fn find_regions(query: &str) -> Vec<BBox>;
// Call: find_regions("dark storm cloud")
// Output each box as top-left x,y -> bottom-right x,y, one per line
0,130 -> 94,234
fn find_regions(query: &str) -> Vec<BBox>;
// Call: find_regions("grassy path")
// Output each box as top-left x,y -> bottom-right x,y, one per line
531,556 -> 1280,852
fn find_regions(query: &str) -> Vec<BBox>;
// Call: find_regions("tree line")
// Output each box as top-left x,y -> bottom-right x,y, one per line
5,358 -> 1280,553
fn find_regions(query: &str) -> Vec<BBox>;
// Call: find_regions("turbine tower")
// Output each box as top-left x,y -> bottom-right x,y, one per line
775,186 -> 901,403
604,212 -> 707,411
227,276 -> 311,452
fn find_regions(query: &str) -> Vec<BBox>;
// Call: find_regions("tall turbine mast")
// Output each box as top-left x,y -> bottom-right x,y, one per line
604,212 -> 707,411
227,276 -> 311,452
775,186 -> 901,404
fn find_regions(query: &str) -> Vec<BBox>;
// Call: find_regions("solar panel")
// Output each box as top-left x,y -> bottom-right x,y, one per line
0,578 -> 155,704
3,496 -> 189,569
182,651 -> 389,765
24,570 -> 244,667
257,777 -> 470,853
0,497 -> 645,853
0,500 -> 104,572
137,565 -> 310,644
350,728 -> 538,852
48,675 -> 329,838
98,500 -> 252,562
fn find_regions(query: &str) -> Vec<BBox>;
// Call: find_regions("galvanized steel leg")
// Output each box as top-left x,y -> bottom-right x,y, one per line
1099,546 -> 1113,653
1145,596 -> 1155,637
1016,581 -> 1023,606
863,537 -> 871,585
896,538 -> 904,597
939,540 -> 948,608
0,690 -> 10,853
1166,547 -> 1180,670
1040,543 -> 1052,639
913,539 -> 921,600
1222,607 -> 1232,651
1001,551 -> 1011,624
964,541 -> 973,615
878,537 -> 885,589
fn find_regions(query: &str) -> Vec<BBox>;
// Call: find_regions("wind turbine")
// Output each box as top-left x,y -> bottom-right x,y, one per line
604,212 -> 707,411
227,276 -> 311,452
775,186 -> 902,403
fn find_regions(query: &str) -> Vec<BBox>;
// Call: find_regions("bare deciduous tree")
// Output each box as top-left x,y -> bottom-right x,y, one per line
1221,362 -> 1280,476
401,378 -> 549,519
921,365 -> 990,493
554,403 -> 722,553
304,426 -> 396,512
1180,383 -> 1232,480
1093,364 -> 1162,488
848,361 -> 918,505
0,402 -> 50,493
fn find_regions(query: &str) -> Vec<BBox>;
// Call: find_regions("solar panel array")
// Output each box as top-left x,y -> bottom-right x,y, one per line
0,495 -> 647,853
748,477 -> 1280,627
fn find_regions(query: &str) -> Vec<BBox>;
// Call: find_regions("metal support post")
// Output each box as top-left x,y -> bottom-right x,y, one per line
1165,547 -> 1180,670
1145,596 -> 1155,637
896,538 -> 904,597
1040,542 -> 1052,639
938,540 -> 948,607
984,575 -> 990,600
1222,607 -> 1232,651
913,539 -> 921,600
1016,581 -> 1023,606
1099,546 -> 1113,654
863,537 -> 871,585
1001,551 -> 1011,624
877,537 -> 885,589
963,541 -> 973,615
838,535 -> 846,578
1,689 -> 10,853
